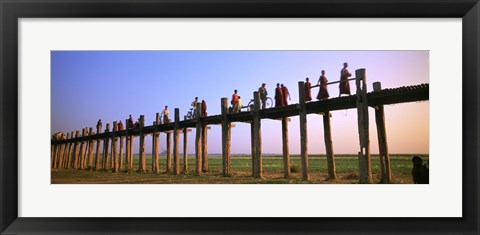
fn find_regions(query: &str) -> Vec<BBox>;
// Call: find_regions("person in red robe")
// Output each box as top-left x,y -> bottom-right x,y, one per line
317,70 -> 330,100
128,115 -> 134,129
304,77 -> 312,102
281,84 -> 290,105
339,62 -> 352,96
231,89 -> 240,113
275,83 -> 284,107
201,100 -> 207,117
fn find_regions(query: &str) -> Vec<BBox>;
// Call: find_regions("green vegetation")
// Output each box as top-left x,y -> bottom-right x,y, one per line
52,154 -> 428,184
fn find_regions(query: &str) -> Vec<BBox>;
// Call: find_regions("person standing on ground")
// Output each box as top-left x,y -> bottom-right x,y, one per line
258,83 -> 268,109
411,156 -> 429,184
317,70 -> 330,100
275,83 -> 284,107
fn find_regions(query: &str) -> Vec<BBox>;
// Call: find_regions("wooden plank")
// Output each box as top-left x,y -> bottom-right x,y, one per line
195,102 -> 203,175
373,82 -> 392,183
355,69 -> 372,183
323,111 -> 336,180
221,97 -> 231,176
298,81 -> 310,180
174,108 -> 180,175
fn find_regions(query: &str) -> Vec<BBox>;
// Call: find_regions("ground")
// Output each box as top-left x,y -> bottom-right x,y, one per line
51,155 -> 428,184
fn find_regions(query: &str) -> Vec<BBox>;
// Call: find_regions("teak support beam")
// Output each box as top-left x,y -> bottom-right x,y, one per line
355,69 -> 372,184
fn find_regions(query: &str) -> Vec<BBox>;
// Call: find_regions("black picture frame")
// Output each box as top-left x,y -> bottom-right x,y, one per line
1,0 -> 478,234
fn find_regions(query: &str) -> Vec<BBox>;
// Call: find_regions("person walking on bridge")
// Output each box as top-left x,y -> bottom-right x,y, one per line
201,100 -> 207,117
339,62 -> 352,97
258,83 -> 268,109
231,90 -> 240,113
317,70 -> 330,100
275,83 -> 284,107
128,115 -> 134,129
305,77 -> 312,102
162,106 -> 170,124
281,84 -> 291,105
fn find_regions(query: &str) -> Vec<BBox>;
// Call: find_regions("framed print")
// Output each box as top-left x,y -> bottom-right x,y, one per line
1,0 -> 479,234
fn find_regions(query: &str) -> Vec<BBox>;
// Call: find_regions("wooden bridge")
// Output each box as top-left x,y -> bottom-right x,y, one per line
51,69 -> 429,183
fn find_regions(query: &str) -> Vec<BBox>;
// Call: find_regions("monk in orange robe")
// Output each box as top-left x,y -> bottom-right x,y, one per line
339,62 -> 352,96
305,77 -> 312,101
281,84 -> 290,105
275,83 -> 284,107
317,70 -> 329,100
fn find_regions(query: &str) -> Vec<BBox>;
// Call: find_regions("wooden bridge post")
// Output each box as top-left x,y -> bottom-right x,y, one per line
281,117 -> 290,178
94,125 -> 102,171
252,91 -> 262,178
183,127 -> 189,173
63,133 -> 71,169
102,123 -> 110,170
323,111 -> 336,180
202,126 -> 209,172
298,81 -> 310,180
153,113 -> 160,173
65,132 -> 73,169
125,119 -> 131,171
355,69 -> 373,183
82,128 -> 89,169
112,121 -> 119,173
195,103 -> 203,175
174,108 -> 181,175
221,98 -> 231,176
57,138 -> 65,170
87,128 -> 94,169
138,115 -> 146,172
250,122 -> 255,176
73,131 -> 80,169
78,128 -> 86,170
51,142 -> 55,168
373,82 -> 392,183
166,131 -> 172,173
119,127 -> 124,172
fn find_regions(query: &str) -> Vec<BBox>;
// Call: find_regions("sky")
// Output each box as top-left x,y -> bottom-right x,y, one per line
51,51 -> 429,155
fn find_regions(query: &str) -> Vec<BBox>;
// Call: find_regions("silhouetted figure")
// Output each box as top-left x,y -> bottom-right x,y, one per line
339,62 -> 352,97
191,97 -> 198,119
317,70 -> 329,100
281,84 -> 291,105
305,78 -> 312,102
118,121 -> 124,131
96,119 -> 102,131
162,106 -> 170,124
411,156 -> 429,184
128,115 -> 134,129
231,90 -> 240,113
275,83 -> 284,107
258,83 -> 268,109
201,100 -> 207,117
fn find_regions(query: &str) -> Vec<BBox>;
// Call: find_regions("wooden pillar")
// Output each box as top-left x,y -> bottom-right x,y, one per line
63,133 -> 71,169
67,131 -> 74,169
72,131 -> 80,169
125,119 -> 131,171
78,128 -> 86,170
355,69 -> 372,183
221,97 -> 231,176
153,113 -> 160,173
51,143 -> 55,168
173,108 -> 180,175
281,117 -> 290,178
195,103 -> 203,175
250,122 -> 255,176
119,133 -> 124,172
82,128 -> 89,169
102,123 -> 110,170
183,127 -> 188,173
323,111 -> 336,180
202,126 -> 209,172
166,132 -> 172,172
87,128 -> 94,169
138,115 -> 146,172
112,121 -> 119,173
373,82 -> 392,183
56,140 -> 65,170
94,125 -> 102,171
252,91 -> 262,178
298,81 -> 309,180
